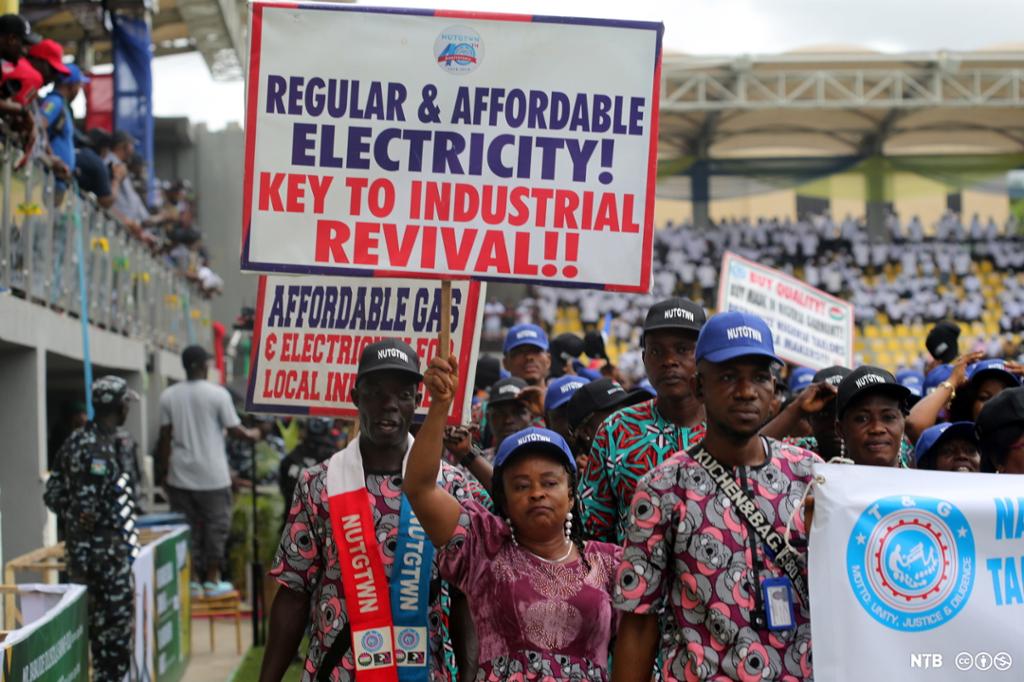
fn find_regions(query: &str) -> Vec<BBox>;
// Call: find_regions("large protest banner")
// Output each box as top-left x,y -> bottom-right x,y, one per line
241,3 -> 662,292
717,251 -> 854,369
246,275 -> 483,422
810,464 -> 1023,681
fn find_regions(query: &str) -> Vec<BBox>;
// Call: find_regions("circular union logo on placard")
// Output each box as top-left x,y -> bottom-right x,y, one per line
846,495 -> 975,632
434,25 -> 483,74
361,629 -> 385,653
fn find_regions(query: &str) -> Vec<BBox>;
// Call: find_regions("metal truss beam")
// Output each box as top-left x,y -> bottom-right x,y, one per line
662,59 -> 1024,111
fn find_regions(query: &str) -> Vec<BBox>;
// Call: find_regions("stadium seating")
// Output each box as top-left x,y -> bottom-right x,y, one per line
534,213 -> 1024,374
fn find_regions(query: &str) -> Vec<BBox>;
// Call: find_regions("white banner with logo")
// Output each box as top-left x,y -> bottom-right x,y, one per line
810,463 -> 1022,681
717,251 -> 854,369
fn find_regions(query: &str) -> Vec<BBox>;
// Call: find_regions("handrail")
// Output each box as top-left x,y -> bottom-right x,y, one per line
0,137 -> 213,353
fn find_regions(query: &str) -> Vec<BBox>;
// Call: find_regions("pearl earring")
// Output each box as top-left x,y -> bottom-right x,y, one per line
506,518 -> 518,546
564,511 -> 573,538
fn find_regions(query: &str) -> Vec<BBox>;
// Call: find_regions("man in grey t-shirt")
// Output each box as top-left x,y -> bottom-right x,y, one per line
157,345 -> 260,597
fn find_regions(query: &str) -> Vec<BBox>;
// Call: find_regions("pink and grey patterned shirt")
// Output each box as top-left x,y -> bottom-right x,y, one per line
614,438 -> 821,681
438,499 -> 622,681
270,460 -> 487,682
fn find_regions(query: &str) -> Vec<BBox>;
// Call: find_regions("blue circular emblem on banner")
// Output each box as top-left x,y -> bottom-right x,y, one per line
846,495 -> 975,632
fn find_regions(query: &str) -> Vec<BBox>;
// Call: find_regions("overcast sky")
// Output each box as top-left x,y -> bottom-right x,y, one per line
151,0 -> 1024,130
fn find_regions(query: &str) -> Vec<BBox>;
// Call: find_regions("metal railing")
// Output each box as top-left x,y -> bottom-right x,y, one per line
0,138 -> 212,352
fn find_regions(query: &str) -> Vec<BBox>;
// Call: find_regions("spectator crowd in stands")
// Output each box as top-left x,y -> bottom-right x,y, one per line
522,210 -> 1024,381
0,13 -> 222,297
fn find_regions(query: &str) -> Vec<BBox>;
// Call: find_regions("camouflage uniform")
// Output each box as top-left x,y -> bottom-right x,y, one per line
44,376 -> 140,682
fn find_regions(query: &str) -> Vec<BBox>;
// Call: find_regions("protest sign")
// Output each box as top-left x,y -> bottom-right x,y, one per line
246,275 -> 483,422
241,3 -> 662,292
810,463 -> 1023,681
717,251 -> 854,369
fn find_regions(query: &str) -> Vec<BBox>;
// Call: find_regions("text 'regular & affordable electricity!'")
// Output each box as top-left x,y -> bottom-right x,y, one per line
242,4 -> 663,292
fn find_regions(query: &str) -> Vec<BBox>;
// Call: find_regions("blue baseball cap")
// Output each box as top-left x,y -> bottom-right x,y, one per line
895,369 -> 925,398
493,426 -> 576,471
913,421 -> 977,468
695,311 -> 780,365
788,367 -> 815,394
545,375 -> 590,411
924,364 -> 953,394
503,324 -> 549,354
966,359 -> 1021,389
62,63 -> 90,85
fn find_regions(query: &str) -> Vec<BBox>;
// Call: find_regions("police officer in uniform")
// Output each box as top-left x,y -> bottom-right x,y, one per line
44,376 -> 141,682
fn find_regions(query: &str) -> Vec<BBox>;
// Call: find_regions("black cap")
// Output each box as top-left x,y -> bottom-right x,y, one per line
926,321 -> 961,363
181,345 -> 211,370
583,330 -> 607,360
813,365 -> 851,387
836,366 -> 911,417
474,356 -> 503,392
0,15 -> 38,43
975,386 -> 1024,444
356,339 -> 422,382
641,297 -> 705,344
550,333 -> 585,362
487,376 -> 528,405
566,378 -> 648,431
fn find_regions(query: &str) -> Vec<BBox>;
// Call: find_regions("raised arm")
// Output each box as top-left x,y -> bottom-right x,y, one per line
905,351 -> 981,442
402,354 -> 464,548
761,381 -> 836,439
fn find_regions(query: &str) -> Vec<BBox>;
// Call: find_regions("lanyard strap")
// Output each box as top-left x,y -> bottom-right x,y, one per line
689,445 -> 809,605
389,495 -> 433,681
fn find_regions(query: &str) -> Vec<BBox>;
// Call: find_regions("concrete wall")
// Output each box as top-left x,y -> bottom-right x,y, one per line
193,123 -> 258,329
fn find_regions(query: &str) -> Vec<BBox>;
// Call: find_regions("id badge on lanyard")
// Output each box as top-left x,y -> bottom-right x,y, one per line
761,576 -> 796,631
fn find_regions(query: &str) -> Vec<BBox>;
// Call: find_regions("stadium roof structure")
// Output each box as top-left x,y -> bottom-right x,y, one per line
21,0 -> 280,81
657,47 -> 1024,161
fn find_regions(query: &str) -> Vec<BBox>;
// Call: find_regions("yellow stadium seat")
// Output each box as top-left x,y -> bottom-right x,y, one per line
864,325 -> 880,339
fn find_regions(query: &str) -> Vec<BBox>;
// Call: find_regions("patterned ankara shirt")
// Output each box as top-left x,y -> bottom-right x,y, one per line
270,460 -> 488,682
614,439 -> 821,682
579,399 -> 706,544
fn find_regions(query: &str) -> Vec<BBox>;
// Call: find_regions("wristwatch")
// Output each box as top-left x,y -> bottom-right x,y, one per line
938,380 -> 956,403
459,446 -> 481,467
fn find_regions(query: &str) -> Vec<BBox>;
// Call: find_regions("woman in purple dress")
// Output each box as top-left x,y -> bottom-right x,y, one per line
404,354 -> 622,681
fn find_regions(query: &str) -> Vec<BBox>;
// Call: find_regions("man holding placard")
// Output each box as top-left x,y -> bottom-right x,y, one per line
260,340 -> 485,682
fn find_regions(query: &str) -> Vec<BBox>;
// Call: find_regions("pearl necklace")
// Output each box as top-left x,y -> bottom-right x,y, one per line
522,540 -> 574,564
